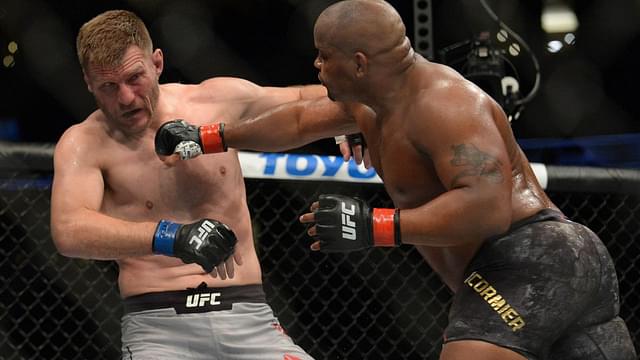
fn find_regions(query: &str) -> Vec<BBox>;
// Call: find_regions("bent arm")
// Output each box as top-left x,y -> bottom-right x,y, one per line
224,97 -> 360,152
399,93 -> 513,247
50,128 -> 156,259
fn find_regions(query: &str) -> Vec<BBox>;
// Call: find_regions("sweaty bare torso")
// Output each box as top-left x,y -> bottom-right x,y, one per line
358,62 -> 556,291
91,84 -> 262,298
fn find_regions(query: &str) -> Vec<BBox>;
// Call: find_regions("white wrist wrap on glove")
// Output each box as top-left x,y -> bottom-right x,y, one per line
334,135 -> 347,144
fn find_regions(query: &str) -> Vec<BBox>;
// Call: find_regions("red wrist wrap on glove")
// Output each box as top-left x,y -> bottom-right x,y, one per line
372,208 -> 400,247
200,123 -> 227,153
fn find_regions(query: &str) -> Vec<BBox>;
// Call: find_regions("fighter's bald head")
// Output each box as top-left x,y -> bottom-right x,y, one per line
315,0 -> 406,56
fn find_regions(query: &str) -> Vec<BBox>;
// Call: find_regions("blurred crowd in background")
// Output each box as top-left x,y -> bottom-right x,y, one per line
1,0 -> 639,153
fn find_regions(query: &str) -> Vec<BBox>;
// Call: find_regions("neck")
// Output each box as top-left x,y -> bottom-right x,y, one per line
147,85 -> 168,131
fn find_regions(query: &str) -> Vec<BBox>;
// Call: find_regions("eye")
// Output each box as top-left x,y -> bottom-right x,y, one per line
100,82 -> 117,92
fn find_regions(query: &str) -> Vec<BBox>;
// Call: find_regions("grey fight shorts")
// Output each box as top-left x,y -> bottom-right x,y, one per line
121,283 -> 313,360
444,209 -> 637,359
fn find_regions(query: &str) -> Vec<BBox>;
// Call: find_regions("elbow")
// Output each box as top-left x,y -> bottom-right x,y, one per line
476,214 -> 511,242
50,221 -> 79,258
460,185 -> 511,239
484,195 -> 513,237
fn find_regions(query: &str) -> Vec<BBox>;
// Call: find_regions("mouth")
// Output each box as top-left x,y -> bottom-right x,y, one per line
122,108 -> 142,119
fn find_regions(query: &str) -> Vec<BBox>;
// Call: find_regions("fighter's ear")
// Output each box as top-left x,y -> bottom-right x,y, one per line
354,51 -> 368,78
82,70 -> 93,93
151,49 -> 163,77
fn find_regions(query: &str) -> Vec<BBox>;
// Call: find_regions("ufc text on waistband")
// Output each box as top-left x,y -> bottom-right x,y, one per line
123,284 -> 266,315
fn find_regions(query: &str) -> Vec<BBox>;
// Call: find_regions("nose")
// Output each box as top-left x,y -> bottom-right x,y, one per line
117,84 -> 136,106
313,56 -> 321,70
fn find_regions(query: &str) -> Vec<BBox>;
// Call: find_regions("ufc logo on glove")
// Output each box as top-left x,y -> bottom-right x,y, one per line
313,194 -> 400,252
190,220 -> 215,250
341,202 -> 357,240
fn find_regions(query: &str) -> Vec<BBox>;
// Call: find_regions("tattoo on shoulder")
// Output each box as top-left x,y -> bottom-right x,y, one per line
449,144 -> 504,185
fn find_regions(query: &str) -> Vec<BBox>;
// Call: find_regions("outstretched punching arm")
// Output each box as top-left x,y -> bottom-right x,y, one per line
155,97 -> 361,157
225,98 -> 360,151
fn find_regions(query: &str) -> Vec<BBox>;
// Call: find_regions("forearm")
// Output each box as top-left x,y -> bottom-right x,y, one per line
399,187 -> 512,247
224,102 -> 311,152
155,97 -> 357,157
51,209 -> 156,260
225,98 -> 355,152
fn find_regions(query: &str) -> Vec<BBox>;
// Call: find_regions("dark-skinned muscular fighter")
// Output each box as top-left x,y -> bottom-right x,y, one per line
155,1 -> 637,359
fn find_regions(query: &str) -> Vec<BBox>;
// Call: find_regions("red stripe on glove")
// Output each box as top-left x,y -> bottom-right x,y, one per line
200,123 -> 226,153
372,208 -> 396,247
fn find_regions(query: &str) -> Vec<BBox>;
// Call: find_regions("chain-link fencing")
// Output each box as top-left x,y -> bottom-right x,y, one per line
1,145 -> 638,359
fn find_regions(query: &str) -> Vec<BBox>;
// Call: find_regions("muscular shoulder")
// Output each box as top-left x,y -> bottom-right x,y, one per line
54,114 -> 108,167
413,78 -> 496,131
427,77 -> 491,114
198,77 -> 308,113
157,78 -> 258,105
162,77 -> 271,122
406,75 -> 503,157
58,112 -> 108,146
190,77 -> 263,103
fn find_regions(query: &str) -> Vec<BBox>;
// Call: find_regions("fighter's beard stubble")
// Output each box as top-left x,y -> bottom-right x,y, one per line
99,83 -> 160,137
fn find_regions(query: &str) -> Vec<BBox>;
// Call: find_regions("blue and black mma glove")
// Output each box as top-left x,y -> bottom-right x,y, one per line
152,219 -> 237,273
313,194 -> 401,252
155,120 -> 227,160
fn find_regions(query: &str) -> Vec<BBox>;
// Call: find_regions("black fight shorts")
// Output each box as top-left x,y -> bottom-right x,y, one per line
444,209 -> 637,359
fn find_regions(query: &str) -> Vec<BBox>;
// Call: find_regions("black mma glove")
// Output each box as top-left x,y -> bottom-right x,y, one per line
155,120 -> 227,160
152,219 -> 237,273
313,194 -> 401,252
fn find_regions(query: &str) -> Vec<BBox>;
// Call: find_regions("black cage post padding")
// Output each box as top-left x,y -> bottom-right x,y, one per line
1,143 -> 639,359
0,141 -> 55,171
546,164 -> 640,195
